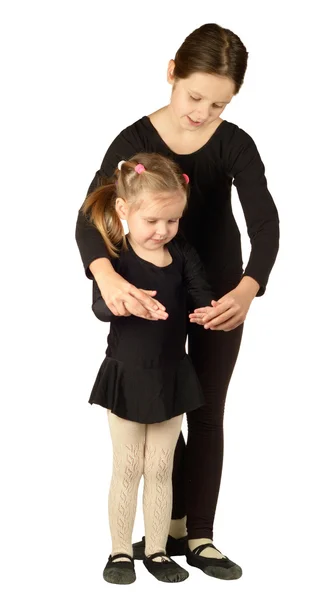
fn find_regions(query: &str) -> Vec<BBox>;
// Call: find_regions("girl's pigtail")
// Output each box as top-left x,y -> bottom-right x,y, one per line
81,182 -> 125,258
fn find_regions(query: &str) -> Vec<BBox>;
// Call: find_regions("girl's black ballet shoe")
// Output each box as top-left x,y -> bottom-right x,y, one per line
143,551 -> 189,582
103,553 -> 136,585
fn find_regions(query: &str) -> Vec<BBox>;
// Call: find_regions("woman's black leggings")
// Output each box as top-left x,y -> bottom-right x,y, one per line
172,321 -> 244,539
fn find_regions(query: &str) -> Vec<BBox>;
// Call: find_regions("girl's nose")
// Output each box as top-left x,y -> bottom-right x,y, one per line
156,224 -> 168,237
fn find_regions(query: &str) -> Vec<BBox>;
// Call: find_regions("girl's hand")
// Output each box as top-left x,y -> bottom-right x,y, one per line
189,305 -> 212,326
189,277 -> 260,331
97,271 -> 169,320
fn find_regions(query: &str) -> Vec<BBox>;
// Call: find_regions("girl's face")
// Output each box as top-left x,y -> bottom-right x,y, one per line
168,64 -> 236,131
116,191 -> 186,251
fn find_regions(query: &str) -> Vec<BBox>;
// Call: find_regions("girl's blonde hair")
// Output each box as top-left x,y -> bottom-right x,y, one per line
81,153 -> 189,257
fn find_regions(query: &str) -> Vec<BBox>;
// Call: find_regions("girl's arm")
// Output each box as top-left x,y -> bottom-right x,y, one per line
178,239 -> 215,310
92,279 -> 118,322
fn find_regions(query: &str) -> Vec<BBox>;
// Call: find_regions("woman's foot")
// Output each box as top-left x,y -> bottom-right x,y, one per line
188,537 -> 226,559
143,551 -> 189,582
186,540 -> 242,580
169,516 -> 187,539
103,553 -> 136,585
133,534 -> 188,560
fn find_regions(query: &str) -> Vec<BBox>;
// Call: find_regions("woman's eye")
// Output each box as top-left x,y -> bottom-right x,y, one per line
147,220 -> 157,224
169,220 -> 178,223
213,104 -> 223,109
190,96 -> 200,101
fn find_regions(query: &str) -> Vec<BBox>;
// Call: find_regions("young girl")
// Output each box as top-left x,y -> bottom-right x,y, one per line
82,153 -> 215,584
76,23 -> 279,580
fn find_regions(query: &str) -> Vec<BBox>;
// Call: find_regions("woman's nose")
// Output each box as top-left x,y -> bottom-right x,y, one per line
196,103 -> 210,121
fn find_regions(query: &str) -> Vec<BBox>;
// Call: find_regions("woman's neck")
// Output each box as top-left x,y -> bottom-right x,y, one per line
147,106 -> 223,155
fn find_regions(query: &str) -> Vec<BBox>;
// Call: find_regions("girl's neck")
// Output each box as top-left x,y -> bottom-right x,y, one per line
127,235 -> 172,267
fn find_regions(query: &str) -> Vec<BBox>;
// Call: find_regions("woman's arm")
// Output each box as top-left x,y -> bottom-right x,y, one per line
75,128 -> 140,279
91,274 -> 165,322
189,276 -> 259,331
75,129 -> 168,319
224,126 -> 280,296
192,129 -> 279,332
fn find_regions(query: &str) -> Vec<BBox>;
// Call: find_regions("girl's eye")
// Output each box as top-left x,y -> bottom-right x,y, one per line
169,219 -> 178,223
147,220 -> 157,224
213,104 -> 223,109
190,95 -> 200,101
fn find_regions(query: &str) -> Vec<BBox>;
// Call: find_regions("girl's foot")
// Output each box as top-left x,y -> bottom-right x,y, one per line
103,553 -> 136,585
143,551 -> 189,582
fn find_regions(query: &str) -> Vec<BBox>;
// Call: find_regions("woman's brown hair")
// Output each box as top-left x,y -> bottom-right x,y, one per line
81,153 -> 188,257
174,23 -> 248,93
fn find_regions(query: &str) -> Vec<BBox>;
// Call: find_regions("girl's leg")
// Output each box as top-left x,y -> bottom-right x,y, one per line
107,410 -> 145,561
143,414 -> 183,560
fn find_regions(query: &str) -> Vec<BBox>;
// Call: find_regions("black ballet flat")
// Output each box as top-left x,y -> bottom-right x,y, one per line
186,543 -> 242,579
133,535 -> 188,560
143,551 -> 189,582
103,553 -> 136,585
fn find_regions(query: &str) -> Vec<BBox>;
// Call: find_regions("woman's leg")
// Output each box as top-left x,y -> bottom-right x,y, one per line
171,433 -> 187,520
171,324 -> 243,553
143,414 -> 183,560
107,410 -> 145,560
186,324 -> 244,541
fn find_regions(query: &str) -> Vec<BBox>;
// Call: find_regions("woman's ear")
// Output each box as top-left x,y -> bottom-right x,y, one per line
167,59 -> 175,84
115,197 -> 128,220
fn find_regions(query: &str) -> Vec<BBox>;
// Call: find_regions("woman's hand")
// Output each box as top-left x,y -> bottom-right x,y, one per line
97,271 -> 168,320
189,276 -> 260,331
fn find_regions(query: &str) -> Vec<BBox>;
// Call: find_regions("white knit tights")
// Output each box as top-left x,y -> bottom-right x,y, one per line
107,410 -> 183,561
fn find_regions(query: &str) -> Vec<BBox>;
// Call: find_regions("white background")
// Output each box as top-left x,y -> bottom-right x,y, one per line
1,1 -> 325,598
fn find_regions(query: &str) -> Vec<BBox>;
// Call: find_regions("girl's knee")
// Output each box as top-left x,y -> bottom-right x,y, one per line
143,445 -> 174,483
112,443 -> 145,481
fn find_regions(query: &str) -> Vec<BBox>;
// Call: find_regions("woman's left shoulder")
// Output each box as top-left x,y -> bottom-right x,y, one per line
217,121 -> 264,175
219,120 -> 256,149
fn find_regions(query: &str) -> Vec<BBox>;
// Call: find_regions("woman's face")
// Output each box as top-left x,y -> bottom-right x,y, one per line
168,63 -> 236,132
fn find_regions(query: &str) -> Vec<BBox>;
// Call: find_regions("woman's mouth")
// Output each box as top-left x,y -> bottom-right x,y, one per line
187,116 -> 204,127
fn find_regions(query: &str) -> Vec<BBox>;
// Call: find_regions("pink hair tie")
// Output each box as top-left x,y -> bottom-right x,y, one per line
135,164 -> 146,174
183,173 -> 190,184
